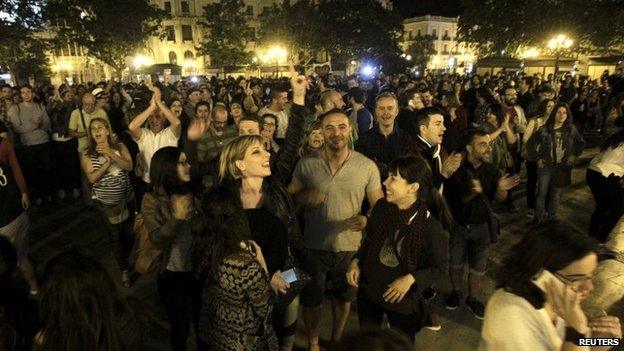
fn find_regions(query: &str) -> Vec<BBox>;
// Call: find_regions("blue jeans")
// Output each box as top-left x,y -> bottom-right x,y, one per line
536,166 -> 563,220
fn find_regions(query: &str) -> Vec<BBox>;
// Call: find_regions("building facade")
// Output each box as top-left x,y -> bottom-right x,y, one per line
401,15 -> 475,72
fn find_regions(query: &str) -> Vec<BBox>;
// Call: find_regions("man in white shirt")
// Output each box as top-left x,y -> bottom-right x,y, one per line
128,85 -> 180,203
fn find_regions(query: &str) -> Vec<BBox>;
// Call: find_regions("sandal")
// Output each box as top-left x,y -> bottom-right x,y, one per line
121,270 -> 133,288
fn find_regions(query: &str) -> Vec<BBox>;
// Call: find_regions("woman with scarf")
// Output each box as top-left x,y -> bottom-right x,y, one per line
346,155 -> 451,339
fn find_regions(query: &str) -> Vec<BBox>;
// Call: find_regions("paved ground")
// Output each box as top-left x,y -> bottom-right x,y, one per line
26,137 -> 624,351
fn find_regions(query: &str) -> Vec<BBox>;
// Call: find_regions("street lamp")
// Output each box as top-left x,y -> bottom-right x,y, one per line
132,55 -> 150,69
547,34 -> 573,75
264,45 -> 287,77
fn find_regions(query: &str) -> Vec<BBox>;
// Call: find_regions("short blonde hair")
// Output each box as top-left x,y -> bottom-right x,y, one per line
218,135 -> 265,182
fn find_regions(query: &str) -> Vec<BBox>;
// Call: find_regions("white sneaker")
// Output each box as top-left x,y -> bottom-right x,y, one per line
58,189 -> 66,199
72,188 -> 80,198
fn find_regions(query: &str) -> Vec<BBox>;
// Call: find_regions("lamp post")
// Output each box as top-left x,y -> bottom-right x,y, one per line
547,34 -> 573,75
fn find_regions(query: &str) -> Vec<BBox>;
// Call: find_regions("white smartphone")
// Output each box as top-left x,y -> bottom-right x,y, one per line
532,269 -> 566,292
282,268 -> 298,284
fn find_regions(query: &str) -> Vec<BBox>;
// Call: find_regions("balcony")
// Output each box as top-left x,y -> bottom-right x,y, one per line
442,36 -> 451,41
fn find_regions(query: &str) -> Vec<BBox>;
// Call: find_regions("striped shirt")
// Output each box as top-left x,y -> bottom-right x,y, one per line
89,151 -> 134,205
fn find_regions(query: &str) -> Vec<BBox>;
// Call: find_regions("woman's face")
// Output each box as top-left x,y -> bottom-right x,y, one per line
230,103 -> 243,120
383,170 -> 418,206
170,100 -> 183,117
307,129 -> 324,149
555,107 -> 568,124
486,110 -> 498,127
112,92 -> 121,105
176,152 -> 191,183
90,120 -> 110,144
545,101 -> 555,117
262,116 -> 276,138
236,140 -> 271,178
554,253 -> 597,301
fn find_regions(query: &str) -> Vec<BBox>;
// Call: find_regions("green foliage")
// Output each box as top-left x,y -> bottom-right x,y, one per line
0,0 -> 51,84
44,0 -> 166,76
259,0 -> 406,72
197,0 -> 253,70
406,35 -> 436,74
458,0 -> 624,56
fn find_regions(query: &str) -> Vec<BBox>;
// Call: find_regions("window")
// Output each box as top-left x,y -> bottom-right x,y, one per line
432,29 -> 437,37
408,31 -> 412,40
180,1 -> 189,14
184,50 -> 194,60
169,51 -> 178,64
444,30 -> 449,37
444,45 -> 448,53
417,29 -> 421,37
182,25 -> 193,41
246,5 -> 253,16
166,26 -> 175,41
69,42 -> 76,56
164,1 -> 171,13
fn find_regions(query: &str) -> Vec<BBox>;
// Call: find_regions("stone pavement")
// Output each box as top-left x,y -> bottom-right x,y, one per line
25,141 -> 623,351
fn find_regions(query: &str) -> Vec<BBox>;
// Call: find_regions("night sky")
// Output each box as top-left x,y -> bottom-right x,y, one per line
394,0 -> 462,18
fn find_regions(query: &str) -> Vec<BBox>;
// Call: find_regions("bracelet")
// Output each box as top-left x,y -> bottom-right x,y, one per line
564,327 -> 585,344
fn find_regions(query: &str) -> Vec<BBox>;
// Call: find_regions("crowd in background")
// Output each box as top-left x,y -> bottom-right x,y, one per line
1,63 -> 624,351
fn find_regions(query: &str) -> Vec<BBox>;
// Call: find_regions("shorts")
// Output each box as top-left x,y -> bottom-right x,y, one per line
0,211 -> 29,260
450,223 -> 490,275
300,248 -> 357,307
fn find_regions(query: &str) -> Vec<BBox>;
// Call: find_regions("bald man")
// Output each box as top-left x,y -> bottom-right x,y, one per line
68,93 -> 110,154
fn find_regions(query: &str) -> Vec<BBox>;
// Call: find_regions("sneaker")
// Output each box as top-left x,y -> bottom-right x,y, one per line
445,290 -> 461,310
465,296 -> 485,320
425,324 -> 442,331
72,188 -> 80,198
58,189 -> 66,199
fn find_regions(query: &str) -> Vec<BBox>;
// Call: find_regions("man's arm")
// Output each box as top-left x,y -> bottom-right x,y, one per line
128,102 -> 157,141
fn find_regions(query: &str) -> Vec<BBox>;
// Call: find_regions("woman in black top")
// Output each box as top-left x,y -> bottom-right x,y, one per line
346,155 -> 451,339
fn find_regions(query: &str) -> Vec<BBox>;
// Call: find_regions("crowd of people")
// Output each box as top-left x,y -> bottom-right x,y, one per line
1,62 -> 624,351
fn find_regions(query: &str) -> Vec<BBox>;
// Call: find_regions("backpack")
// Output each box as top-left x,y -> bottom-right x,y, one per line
133,214 -> 162,274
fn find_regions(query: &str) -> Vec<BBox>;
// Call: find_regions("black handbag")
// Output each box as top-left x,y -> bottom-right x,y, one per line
273,247 -> 311,307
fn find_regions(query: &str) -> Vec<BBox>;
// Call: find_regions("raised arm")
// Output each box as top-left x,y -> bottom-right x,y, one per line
128,97 -> 157,140
153,86 -> 181,138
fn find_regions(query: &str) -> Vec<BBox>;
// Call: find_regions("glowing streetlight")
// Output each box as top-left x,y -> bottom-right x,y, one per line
547,34 -> 573,74
132,55 -> 150,69
520,47 -> 540,59
263,45 -> 287,77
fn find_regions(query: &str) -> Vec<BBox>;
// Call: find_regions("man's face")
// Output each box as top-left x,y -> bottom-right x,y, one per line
202,89 -> 212,102
471,76 -> 481,87
539,91 -> 555,101
212,110 -> 228,132
239,120 -> 261,136
252,85 -> 262,96
148,112 -> 164,132
374,97 -> 398,129
421,91 -> 433,107
274,92 -> 288,111
328,92 -> 345,111
196,105 -> 210,120
62,91 -> 73,103
504,88 -> 517,105
20,88 -> 33,103
189,91 -> 202,104
518,80 -> 527,91
321,112 -> 351,152
82,95 -> 96,113
419,113 -> 445,146
468,134 -> 492,163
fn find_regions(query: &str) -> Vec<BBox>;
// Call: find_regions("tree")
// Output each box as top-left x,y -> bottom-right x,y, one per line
406,35 -> 436,75
458,0 -> 624,57
197,0 -> 253,71
45,0 -> 167,79
259,0 -> 406,72
0,0 -> 51,84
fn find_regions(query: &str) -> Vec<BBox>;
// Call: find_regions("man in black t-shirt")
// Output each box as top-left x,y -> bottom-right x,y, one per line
444,128 -> 520,319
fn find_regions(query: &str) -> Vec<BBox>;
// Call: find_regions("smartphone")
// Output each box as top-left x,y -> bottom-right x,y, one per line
532,269 -> 566,292
282,268 -> 298,284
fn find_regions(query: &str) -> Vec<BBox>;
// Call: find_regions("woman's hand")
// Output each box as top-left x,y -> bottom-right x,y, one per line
346,260 -> 360,287
382,274 -> 415,303
588,315 -> 622,339
21,193 -> 29,210
248,240 -> 268,274
187,118 -> 208,141
270,270 -> 290,295
545,278 -> 589,334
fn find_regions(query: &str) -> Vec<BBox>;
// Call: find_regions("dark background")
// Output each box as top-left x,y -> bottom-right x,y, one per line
394,0 -> 462,18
